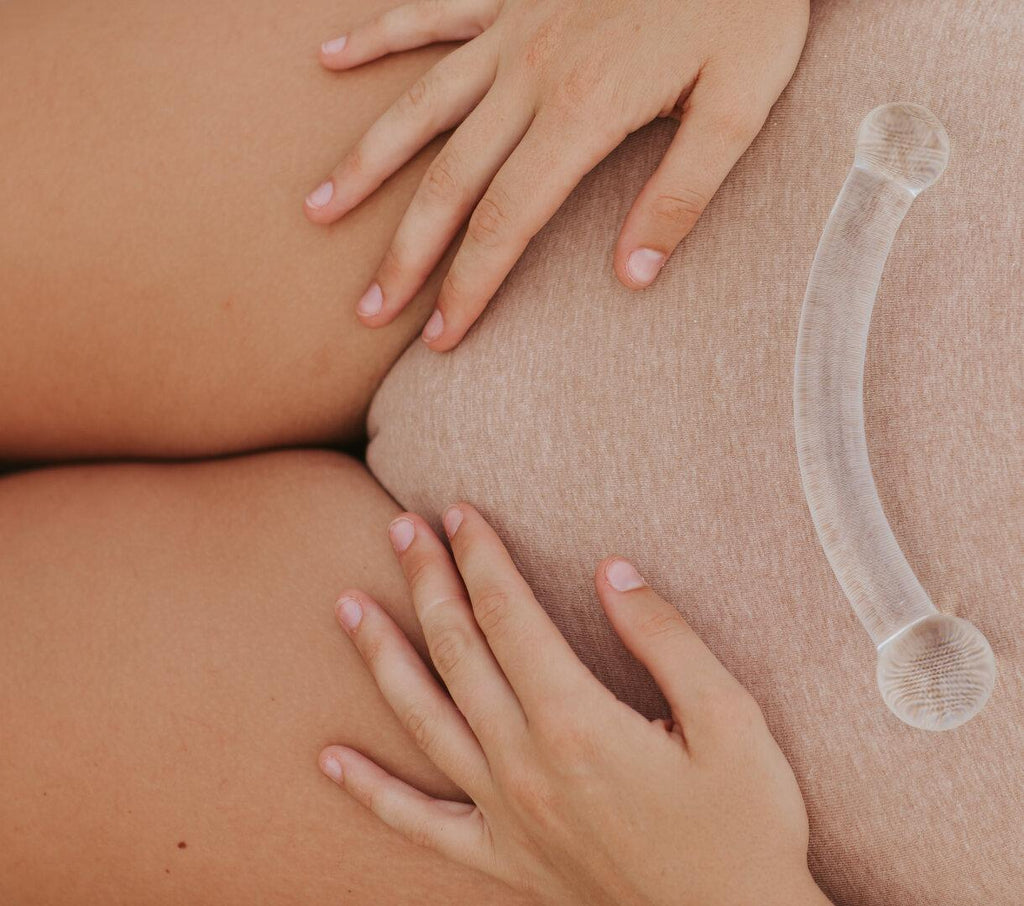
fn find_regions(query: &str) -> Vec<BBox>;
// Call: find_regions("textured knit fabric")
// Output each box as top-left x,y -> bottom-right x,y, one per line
366,1 -> 1024,902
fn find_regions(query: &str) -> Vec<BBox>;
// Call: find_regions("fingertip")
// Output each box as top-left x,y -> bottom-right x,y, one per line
336,593 -> 366,631
601,556 -> 647,593
613,260 -> 636,290
441,504 -> 464,539
304,180 -> 343,223
423,338 -> 458,354
355,282 -> 385,320
422,321 -> 469,353
621,247 -> 667,290
355,281 -> 415,328
595,555 -> 618,586
319,35 -> 349,68
387,514 -> 417,554
420,308 -> 445,346
318,746 -> 348,783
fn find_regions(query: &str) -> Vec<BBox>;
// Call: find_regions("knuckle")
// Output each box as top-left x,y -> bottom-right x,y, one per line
504,764 -> 550,808
635,606 -> 691,643
550,58 -> 603,113
467,192 -> 512,247
421,152 -> 462,204
545,714 -> 599,759
506,771 -> 565,833
404,819 -> 435,850
472,587 -> 511,636
430,620 -> 472,676
362,782 -> 381,814
648,188 -> 708,231
358,629 -> 387,669
402,704 -> 435,753
398,76 -> 433,117
402,553 -> 435,594
377,243 -> 405,282
343,142 -> 368,179
439,267 -> 468,306
519,14 -> 562,72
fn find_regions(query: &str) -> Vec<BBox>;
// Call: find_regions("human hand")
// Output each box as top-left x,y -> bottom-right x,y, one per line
318,504 -> 830,906
304,0 -> 809,350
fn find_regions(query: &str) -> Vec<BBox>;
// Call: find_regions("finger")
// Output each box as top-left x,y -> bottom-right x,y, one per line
357,90 -> 534,327
594,556 -> 751,731
421,109 -> 629,350
442,503 -> 596,713
614,84 -> 767,289
319,744 -> 491,870
333,589 -> 490,796
319,0 -> 496,71
387,513 -> 527,747
304,37 -> 496,224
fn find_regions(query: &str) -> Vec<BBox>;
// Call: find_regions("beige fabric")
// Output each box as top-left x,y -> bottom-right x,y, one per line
366,1 -> 1024,902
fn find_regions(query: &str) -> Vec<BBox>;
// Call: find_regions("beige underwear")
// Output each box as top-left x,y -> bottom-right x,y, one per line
367,1 -> 1024,902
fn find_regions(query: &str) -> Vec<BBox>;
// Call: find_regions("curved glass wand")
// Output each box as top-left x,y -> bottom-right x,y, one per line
793,103 -> 996,731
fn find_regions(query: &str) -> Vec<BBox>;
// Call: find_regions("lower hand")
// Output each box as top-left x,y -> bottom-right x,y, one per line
304,0 -> 809,350
318,503 -> 830,906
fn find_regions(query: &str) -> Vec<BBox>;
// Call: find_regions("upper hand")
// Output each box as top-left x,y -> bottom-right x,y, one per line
304,0 -> 809,350
318,504 -> 830,906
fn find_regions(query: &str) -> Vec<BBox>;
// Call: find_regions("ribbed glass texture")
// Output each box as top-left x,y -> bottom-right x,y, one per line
794,104 -> 996,730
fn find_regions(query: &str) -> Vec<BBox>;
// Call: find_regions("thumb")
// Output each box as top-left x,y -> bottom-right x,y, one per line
614,85 -> 765,289
595,556 -> 749,727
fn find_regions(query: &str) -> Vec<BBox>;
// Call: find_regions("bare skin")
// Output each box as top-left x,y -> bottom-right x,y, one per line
0,1 -> 823,902
322,505 -> 831,906
0,0 -> 451,461
0,451 -> 531,905
0,11 -> 527,900
309,0 -> 808,350
0,0 -> 807,461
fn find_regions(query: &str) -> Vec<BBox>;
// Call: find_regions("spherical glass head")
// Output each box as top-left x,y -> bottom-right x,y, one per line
854,103 -> 950,195
876,614 -> 996,731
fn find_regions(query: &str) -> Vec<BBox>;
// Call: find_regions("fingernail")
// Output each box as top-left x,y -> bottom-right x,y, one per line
306,180 -> 334,209
442,506 -> 463,538
320,753 -> 344,782
357,282 -> 383,317
626,248 -> 666,286
606,558 -> 646,592
336,595 -> 363,630
388,517 -> 415,553
421,309 -> 444,343
321,35 -> 348,54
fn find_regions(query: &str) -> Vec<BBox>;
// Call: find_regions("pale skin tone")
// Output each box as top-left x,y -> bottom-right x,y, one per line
320,504 -> 831,906
305,0 -> 809,349
0,0 -> 823,901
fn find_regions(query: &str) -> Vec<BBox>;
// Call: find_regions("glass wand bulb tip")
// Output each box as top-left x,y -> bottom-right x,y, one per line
876,614 -> 996,731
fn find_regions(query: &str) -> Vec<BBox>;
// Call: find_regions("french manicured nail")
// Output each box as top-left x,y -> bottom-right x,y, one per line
357,282 -> 383,317
306,180 -> 334,209
337,595 -> 363,631
442,506 -> 463,538
421,309 -> 444,342
626,248 -> 666,286
321,35 -> 348,54
388,517 -> 415,553
606,558 -> 647,592
320,753 -> 344,782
